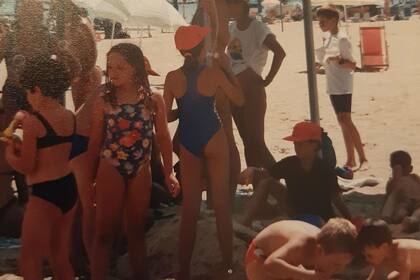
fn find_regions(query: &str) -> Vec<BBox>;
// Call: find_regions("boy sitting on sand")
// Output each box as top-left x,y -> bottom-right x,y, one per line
238,121 -> 352,228
245,218 -> 357,280
381,151 -> 420,233
358,219 -> 420,280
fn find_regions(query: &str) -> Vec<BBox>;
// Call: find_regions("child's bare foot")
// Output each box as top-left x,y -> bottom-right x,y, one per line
356,160 -> 370,172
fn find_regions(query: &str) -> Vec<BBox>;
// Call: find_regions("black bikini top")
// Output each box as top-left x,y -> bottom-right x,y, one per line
33,111 -> 75,149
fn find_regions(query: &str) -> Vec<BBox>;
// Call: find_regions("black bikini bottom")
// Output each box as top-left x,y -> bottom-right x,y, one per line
31,174 -> 78,214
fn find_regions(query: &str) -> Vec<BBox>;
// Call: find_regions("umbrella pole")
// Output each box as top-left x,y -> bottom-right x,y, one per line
344,5 -> 348,22
280,0 -> 284,32
111,20 -> 116,47
303,0 -> 320,124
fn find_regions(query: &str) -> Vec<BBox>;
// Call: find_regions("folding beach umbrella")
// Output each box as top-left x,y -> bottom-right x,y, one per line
122,0 -> 188,28
72,0 -> 129,23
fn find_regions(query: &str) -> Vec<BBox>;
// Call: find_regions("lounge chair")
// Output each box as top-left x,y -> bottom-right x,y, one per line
359,26 -> 390,71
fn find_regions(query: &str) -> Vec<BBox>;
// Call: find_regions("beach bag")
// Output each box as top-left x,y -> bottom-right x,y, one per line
320,130 -> 337,170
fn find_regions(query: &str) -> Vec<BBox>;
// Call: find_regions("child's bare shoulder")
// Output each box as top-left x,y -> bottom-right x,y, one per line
395,240 -> 420,266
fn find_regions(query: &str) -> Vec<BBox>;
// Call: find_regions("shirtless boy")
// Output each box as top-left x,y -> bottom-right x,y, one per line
358,219 -> 420,280
245,218 -> 357,280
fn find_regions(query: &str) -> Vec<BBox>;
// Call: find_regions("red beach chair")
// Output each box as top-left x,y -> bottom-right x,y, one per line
359,26 -> 389,71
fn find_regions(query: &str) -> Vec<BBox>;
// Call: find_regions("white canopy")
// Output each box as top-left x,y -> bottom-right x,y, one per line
122,0 -> 187,28
311,0 -> 384,6
73,0 -> 129,22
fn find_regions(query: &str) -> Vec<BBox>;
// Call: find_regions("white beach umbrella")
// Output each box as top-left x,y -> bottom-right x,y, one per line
122,0 -> 187,28
311,0 -> 383,6
73,0 -> 129,22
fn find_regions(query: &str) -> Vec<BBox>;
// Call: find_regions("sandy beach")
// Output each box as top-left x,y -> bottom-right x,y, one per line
1,17 -> 420,279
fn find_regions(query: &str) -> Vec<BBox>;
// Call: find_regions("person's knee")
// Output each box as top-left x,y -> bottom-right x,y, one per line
337,113 -> 352,124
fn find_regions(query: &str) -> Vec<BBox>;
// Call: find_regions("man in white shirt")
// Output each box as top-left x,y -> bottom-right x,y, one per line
226,0 -> 286,170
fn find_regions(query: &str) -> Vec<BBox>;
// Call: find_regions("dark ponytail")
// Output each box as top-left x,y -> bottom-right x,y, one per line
181,41 -> 205,74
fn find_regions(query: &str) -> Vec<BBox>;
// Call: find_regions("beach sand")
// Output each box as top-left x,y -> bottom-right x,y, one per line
1,18 -> 420,279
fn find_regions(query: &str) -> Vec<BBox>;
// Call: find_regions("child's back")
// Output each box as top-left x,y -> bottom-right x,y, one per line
254,220 -> 319,257
395,239 -> 420,275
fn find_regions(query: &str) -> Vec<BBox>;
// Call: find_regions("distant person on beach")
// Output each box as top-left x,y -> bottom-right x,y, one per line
88,43 -> 179,280
245,218 -> 357,280
316,6 -> 368,171
381,151 -> 420,233
3,57 -> 77,279
164,25 -> 243,278
238,121 -> 352,228
358,219 -> 420,279
226,0 -> 286,170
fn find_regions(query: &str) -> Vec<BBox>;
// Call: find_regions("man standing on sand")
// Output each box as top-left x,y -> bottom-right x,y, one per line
226,0 -> 286,170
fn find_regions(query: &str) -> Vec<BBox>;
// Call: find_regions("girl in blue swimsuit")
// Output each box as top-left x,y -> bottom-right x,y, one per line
4,57 -> 77,280
88,43 -> 179,280
164,25 -> 244,278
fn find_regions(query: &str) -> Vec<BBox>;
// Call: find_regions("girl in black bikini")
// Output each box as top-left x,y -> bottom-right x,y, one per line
4,56 -> 77,280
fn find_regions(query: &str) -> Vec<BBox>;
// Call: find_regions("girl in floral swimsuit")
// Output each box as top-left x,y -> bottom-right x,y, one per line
88,43 -> 180,279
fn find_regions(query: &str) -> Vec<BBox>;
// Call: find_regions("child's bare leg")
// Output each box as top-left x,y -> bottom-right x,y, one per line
72,155 -> 95,261
337,113 -> 357,167
125,167 -> 152,280
50,206 -> 76,280
229,143 -> 241,200
91,161 -> 126,280
20,197 -> 60,280
241,178 -> 287,227
205,130 -> 233,272
178,146 -> 205,280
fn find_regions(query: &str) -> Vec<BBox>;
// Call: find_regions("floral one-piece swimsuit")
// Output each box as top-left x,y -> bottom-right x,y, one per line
101,92 -> 154,182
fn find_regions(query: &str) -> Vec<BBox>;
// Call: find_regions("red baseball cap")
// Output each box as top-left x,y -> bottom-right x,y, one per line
283,121 -> 322,142
175,25 -> 211,51
143,56 -> 159,76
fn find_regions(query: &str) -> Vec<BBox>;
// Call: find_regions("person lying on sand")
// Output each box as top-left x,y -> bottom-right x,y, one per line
245,218 -> 357,280
358,219 -> 420,280
237,121 -> 352,229
381,151 -> 420,233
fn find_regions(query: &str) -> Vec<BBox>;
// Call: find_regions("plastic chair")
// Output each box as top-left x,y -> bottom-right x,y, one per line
359,26 -> 390,71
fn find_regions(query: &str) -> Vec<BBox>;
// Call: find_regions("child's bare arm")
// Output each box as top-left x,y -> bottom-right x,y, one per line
390,249 -> 412,280
86,96 -> 105,172
153,93 -> 180,198
264,241 -> 328,280
163,72 -> 179,122
214,67 -> 244,106
5,116 -> 38,174
262,34 -> 286,87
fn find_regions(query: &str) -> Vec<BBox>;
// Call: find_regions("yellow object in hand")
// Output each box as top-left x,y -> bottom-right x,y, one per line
1,120 -> 17,138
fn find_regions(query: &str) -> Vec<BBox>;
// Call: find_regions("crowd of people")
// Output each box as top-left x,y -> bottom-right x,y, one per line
0,0 -> 419,279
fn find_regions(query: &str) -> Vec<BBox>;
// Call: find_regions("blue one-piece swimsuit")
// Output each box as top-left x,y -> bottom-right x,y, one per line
176,65 -> 222,157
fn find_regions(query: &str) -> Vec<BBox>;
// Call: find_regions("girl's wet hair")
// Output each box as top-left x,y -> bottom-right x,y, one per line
20,56 -> 71,100
105,43 -> 154,110
180,41 -> 205,74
